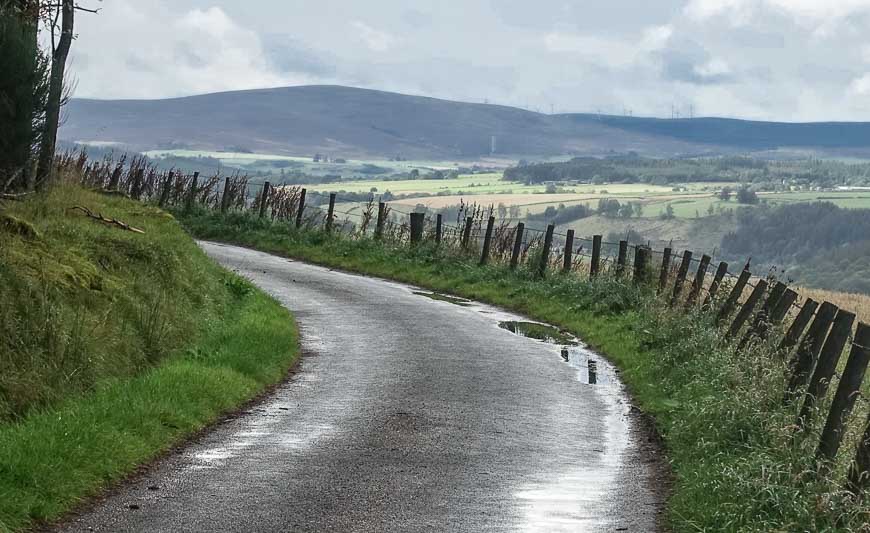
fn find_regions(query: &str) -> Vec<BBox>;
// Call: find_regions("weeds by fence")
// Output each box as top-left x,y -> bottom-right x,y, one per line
56,151 -> 870,503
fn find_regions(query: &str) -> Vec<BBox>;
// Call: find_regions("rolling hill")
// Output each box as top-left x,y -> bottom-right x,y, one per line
60,85 -> 870,160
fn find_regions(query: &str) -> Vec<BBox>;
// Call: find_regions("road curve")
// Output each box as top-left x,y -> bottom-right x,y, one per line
57,242 -> 665,532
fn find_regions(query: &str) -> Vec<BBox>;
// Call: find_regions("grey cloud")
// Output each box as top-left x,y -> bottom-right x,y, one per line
490,0 -> 684,35
262,35 -> 338,77
401,9 -> 432,28
657,40 -> 736,85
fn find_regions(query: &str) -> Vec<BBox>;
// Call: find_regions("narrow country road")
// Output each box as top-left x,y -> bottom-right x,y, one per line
57,242 -> 665,532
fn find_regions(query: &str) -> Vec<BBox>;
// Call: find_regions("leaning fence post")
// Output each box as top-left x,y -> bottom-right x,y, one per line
510,223 -> 524,269
847,413 -> 870,496
563,229 -> 575,273
461,217 -> 473,250
786,301 -> 838,398
816,323 -> 870,472
480,216 -> 496,265
295,188 -> 307,229
703,261 -> 729,308
435,214 -> 443,244
779,298 -> 818,354
738,281 -> 788,350
325,192 -> 336,232
727,279 -> 768,338
716,268 -> 751,325
220,176 -> 231,213
797,309 -> 856,430
770,288 -> 799,325
184,171 -> 199,212
670,251 -> 693,307
409,212 -> 425,244
658,247 -> 672,293
616,241 -> 628,276
538,224 -> 555,277
590,235 -> 602,277
258,181 -> 271,219
158,171 -> 173,208
686,254 -> 711,307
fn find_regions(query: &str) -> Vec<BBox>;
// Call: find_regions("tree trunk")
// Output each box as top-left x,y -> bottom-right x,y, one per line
35,0 -> 73,188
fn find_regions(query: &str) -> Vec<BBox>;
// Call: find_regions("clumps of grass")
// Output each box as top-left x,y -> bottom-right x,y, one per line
0,214 -> 39,240
224,272 -> 254,299
0,187 -> 299,531
0,186 -> 248,420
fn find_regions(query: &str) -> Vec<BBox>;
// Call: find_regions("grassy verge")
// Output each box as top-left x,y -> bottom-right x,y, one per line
0,188 -> 298,531
179,209 -> 870,532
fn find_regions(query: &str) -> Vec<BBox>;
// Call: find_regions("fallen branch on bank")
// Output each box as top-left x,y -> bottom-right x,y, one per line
69,205 -> 145,234
0,192 -> 34,201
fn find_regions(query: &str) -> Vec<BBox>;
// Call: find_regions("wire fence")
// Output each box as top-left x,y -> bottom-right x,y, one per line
55,151 -> 870,500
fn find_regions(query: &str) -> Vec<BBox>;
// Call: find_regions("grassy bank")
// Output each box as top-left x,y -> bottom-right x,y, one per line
180,209 -> 869,532
0,188 -> 298,531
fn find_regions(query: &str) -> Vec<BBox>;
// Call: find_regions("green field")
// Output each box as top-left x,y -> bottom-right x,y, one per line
142,149 -> 467,178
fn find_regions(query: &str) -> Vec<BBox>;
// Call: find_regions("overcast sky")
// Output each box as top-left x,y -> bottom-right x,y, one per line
69,0 -> 870,121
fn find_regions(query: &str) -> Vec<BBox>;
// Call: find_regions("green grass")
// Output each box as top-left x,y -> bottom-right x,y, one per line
179,209 -> 870,532
0,187 -> 299,531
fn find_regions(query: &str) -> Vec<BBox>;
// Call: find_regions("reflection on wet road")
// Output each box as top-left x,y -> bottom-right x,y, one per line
57,242 -> 664,533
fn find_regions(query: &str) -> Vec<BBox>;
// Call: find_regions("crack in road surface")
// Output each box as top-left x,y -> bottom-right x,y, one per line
57,242 -> 665,532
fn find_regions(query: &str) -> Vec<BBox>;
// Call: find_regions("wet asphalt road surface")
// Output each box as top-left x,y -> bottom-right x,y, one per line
57,242 -> 665,532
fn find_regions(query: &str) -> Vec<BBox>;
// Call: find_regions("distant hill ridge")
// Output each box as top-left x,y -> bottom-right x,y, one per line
60,85 -> 870,160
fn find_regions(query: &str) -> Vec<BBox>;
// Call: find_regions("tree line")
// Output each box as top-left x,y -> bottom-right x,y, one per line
504,154 -> 870,190
722,202 -> 870,293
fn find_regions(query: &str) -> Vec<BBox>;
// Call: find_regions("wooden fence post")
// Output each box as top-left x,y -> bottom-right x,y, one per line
785,301 -> 838,397
480,216 -> 495,265
770,288 -> 799,325
616,240 -> 628,276
158,171 -> 173,208
435,214 -> 443,244
816,323 -> 870,471
703,261 -> 729,308
590,235 -> 602,277
374,201 -> 385,239
409,212 -> 425,244
633,246 -> 649,284
258,181 -> 271,219
670,251 -> 693,307
779,299 -> 818,353
686,254 -> 711,307
461,217 -> 473,250
325,193 -> 336,232
727,279 -> 768,338
130,168 -> 144,200
797,309 -> 856,430
716,269 -> 751,325
538,224 -> 555,277
563,229 -> 575,273
737,281 -> 788,350
510,223 -> 524,269
658,247 -> 672,293
184,171 -> 199,212
847,413 -> 870,496
295,188 -> 307,229
107,163 -> 122,191
220,176 -> 231,213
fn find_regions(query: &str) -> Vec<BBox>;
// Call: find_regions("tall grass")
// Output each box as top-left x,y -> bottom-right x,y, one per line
179,208 -> 870,532
0,187 -> 299,531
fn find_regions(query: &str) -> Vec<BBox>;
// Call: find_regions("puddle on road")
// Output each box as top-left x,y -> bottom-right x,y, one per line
413,291 -> 471,306
498,321 -> 578,346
